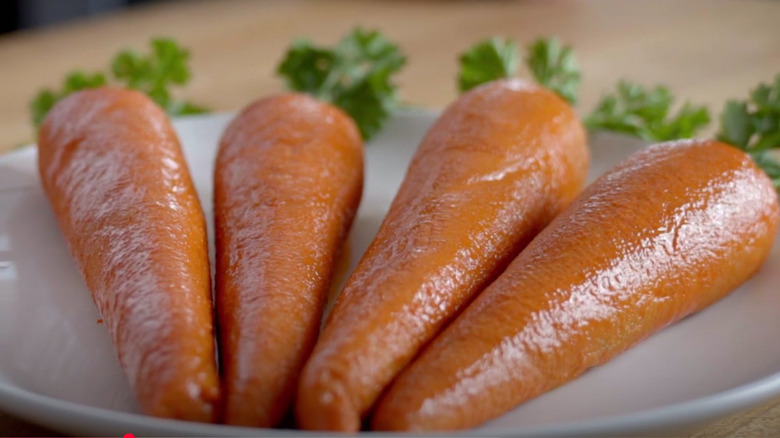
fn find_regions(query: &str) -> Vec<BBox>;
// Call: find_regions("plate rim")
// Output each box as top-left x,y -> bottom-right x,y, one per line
1,364 -> 780,436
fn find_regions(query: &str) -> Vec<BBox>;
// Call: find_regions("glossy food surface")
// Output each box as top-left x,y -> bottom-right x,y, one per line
372,139 -> 780,431
36,88 -> 220,421
215,94 -> 363,427
297,79 -> 589,431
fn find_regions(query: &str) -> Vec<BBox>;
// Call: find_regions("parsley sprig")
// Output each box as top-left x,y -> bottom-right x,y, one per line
277,28 -> 407,140
717,74 -> 780,188
31,37 -> 206,128
584,81 -> 711,141
457,37 -> 580,105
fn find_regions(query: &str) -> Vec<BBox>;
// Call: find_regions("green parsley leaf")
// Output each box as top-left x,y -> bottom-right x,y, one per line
585,81 -> 711,141
717,73 -> 780,189
111,37 -> 198,113
277,40 -> 335,94
63,71 -> 108,93
526,37 -> 581,104
652,103 -> 711,141
31,37 -> 207,128
31,71 -> 106,127
277,28 -> 407,140
718,100 -> 753,148
166,100 -> 210,117
30,90 -> 58,129
752,151 -> 780,190
457,37 -> 519,92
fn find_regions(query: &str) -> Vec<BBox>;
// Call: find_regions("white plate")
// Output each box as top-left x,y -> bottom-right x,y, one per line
1,111 -> 779,437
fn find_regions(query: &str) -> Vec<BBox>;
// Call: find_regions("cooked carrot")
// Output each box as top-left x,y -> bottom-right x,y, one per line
372,139 -> 780,431
37,87 -> 220,421
297,79 -> 589,431
215,93 -> 363,427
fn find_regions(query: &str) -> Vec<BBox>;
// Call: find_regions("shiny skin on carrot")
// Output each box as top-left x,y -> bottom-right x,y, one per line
215,93 -> 363,427
372,139 -> 780,431
37,87 -> 220,421
297,79 -> 589,431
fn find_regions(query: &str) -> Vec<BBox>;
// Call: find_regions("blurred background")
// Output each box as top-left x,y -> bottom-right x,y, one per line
2,0 -> 779,151
0,0 -> 159,34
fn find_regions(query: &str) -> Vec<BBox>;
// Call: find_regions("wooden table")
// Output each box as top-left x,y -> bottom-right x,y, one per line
1,0 -> 780,435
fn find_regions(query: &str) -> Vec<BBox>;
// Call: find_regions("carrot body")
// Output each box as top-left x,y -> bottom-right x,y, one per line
37,88 -> 220,421
372,139 -> 780,431
297,79 -> 589,431
215,94 -> 363,426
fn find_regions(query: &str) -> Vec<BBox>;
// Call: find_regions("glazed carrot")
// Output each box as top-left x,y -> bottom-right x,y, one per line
215,94 -> 363,427
297,79 -> 589,431
37,87 -> 220,421
372,139 -> 780,431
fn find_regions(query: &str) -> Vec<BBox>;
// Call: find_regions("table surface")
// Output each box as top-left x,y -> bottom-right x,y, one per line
2,0 -> 780,436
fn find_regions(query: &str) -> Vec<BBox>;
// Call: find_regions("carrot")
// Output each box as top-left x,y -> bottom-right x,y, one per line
297,79 -> 589,431
215,93 -> 363,427
37,87 -> 220,421
372,139 -> 780,431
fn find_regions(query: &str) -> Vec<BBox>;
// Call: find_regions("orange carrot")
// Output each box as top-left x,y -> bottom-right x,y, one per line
297,79 -> 589,431
37,87 -> 220,421
215,94 -> 363,426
